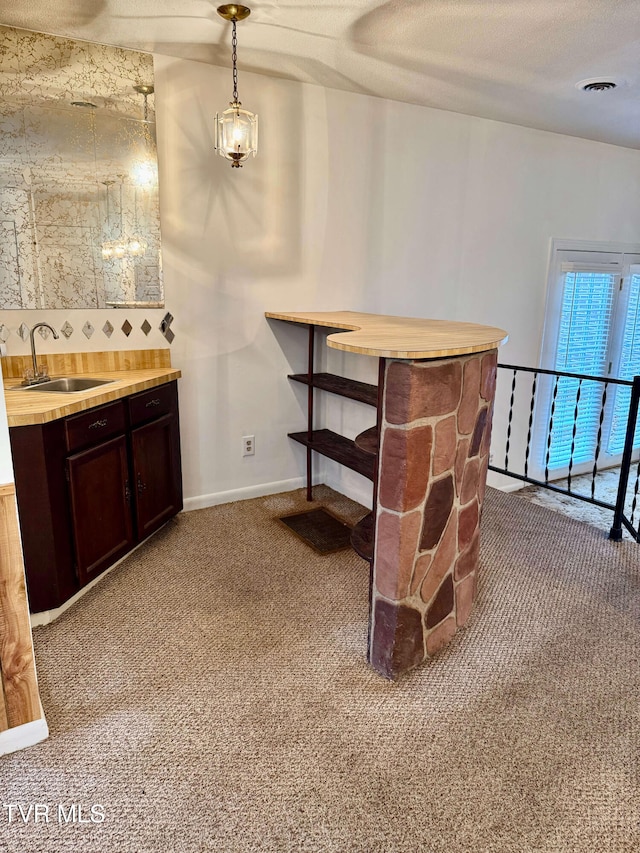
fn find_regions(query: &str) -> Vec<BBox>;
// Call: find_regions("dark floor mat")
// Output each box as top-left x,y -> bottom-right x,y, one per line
278,507 -> 353,554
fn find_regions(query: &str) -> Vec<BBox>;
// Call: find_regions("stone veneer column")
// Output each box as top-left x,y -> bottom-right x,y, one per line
369,349 -> 497,679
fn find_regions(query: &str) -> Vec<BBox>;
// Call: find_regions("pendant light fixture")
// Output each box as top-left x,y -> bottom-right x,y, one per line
214,4 -> 258,168
131,83 -> 158,188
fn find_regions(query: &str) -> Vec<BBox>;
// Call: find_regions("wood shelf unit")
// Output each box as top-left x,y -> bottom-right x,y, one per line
354,426 -> 379,456
351,512 -> 374,563
289,429 -> 376,480
283,323 -> 382,605
285,323 -> 382,503
288,372 -> 378,406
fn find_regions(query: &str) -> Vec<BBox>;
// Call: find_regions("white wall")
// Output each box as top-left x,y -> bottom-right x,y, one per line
0,379 -> 14,484
3,55 -> 640,508
153,55 -> 640,506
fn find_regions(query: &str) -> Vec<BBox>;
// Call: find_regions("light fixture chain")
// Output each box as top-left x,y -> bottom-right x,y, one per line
232,18 -> 239,104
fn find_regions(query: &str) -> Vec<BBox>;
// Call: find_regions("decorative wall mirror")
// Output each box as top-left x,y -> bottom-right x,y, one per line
0,25 -> 163,309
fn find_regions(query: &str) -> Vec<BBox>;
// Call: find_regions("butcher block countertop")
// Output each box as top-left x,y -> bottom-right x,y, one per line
3,349 -> 181,427
265,310 -> 508,359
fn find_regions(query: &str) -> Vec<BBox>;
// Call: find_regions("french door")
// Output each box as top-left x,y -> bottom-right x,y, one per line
536,243 -> 640,478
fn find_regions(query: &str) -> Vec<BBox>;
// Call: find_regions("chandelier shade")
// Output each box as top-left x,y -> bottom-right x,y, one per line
214,103 -> 258,166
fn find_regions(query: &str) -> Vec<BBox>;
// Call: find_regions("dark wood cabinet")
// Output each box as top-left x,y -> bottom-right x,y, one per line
67,435 -> 134,586
10,380 -> 183,613
131,413 -> 182,539
128,382 -> 182,541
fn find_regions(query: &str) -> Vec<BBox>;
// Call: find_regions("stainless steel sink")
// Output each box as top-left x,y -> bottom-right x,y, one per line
18,377 -> 115,393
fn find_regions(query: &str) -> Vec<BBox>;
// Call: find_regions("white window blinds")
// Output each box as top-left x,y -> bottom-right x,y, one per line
547,268 -> 617,469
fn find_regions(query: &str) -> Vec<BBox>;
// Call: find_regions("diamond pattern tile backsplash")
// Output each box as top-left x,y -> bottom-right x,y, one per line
0,313 -> 175,350
160,312 -> 175,343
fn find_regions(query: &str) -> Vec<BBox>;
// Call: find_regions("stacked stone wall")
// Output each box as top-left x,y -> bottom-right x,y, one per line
370,349 -> 497,679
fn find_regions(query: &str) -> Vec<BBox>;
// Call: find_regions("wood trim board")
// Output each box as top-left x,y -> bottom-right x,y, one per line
0,484 -> 42,732
2,348 -> 171,380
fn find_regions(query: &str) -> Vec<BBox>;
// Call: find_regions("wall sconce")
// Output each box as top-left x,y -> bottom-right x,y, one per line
214,4 -> 258,168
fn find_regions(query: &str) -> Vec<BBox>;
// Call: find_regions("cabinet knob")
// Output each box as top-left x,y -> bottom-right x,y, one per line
124,480 -> 132,506
137,474 -> 147,494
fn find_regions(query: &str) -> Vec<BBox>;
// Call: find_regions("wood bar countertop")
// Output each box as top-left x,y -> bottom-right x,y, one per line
265,311 -> 508,359
3,349 -> 180,427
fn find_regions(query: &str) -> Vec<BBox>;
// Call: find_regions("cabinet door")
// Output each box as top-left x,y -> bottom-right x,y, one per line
131,413 -> 182,540
67,434 -> 134,586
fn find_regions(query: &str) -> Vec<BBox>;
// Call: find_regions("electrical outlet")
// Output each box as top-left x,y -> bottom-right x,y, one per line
242,435 -> 255,457
489,452 -> 494,463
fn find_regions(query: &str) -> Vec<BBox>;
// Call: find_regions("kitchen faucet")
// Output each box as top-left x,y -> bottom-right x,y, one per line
24,322 -> 60,386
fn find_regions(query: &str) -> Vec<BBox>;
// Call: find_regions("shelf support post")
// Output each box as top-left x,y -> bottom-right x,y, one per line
306,324 -> 315,501
366,356 -> 385,661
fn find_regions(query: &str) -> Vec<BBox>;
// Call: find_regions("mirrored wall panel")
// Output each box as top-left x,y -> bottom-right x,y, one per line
0,26 -> 163,309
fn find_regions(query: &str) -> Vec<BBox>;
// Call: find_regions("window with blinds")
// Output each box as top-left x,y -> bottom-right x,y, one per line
537,244 -> 640,478
607,270 -> 640,454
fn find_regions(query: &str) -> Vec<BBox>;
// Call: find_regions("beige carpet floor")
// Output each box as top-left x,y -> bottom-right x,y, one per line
517,467 -> 640,540
1,486 -> 639,853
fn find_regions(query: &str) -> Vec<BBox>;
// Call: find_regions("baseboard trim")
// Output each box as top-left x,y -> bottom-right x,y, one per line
183,476 -> 310,512
494,481 -> 525,493
322,472 -> 373,510
0,717 -> 48,756
30,529 -> 163,627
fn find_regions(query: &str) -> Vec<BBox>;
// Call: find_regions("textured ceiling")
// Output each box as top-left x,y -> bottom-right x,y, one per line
1,0 -> 639,149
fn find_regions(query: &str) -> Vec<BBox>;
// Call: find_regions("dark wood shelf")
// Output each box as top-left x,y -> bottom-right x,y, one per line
351,512 -> 374,562
288,372 -> 378,406
354,426 -> 379,456
288,429 -> 376,480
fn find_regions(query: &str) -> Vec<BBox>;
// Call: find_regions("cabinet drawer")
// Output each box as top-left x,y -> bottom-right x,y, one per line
65,400 -> 126,453
128,382 -> 175,427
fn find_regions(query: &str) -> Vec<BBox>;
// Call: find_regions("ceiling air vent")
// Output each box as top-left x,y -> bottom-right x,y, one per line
576,78 -> 620,93
583,81 -> 616,92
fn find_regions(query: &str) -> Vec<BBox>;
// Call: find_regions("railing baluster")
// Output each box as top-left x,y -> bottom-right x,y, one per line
591,381 -> 608,500
545,375 -> 559,484
610,376 -> 640,541
567,378 -> 582,493
524,371 -> 537,479
504,369 -> 517,471
630,458 -> 640,528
